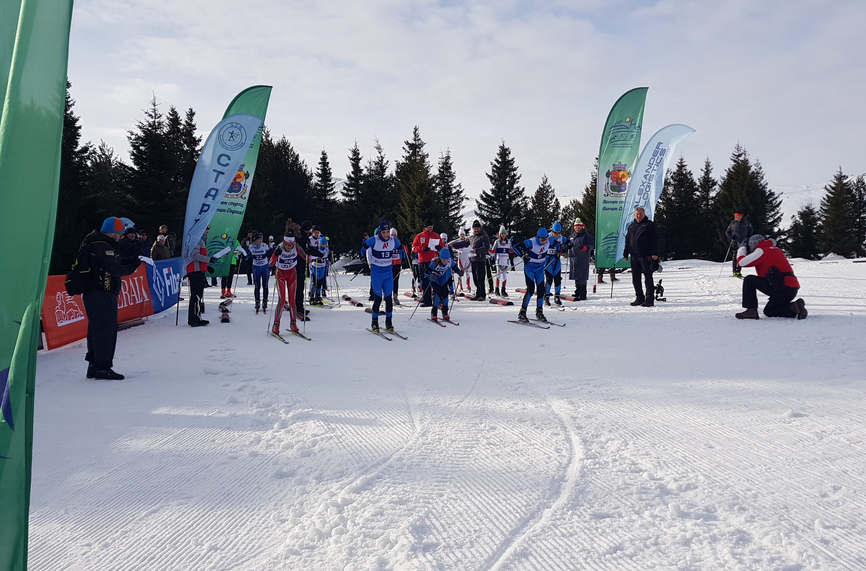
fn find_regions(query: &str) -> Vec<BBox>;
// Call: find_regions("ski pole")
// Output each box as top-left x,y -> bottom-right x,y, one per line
718,241 -> 734,279
175,276 -> 184,326
267,271 -> 278,333
409,282 -> 432,321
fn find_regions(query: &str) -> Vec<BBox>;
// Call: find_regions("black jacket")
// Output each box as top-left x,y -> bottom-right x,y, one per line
85,232 -> 141,295
449,229 -> 491,262
623,217 -> 658,259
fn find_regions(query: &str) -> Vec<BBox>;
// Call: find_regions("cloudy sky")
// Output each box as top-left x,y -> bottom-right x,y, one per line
66,0 -> 866,220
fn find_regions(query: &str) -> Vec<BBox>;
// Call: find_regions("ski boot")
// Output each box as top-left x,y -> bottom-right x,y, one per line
262,300 -> 267,313
255,302 -> 260,314
220,289 -> 227,299
272,321 -> 281,335
430,307 -> 438,321
393,297 -> 402,306
442,309 -> 451,322
517,307 -> 529,323
544,294 -> 552,307
554,294 -> 562,306
501,287 -> 508,298
289,322 -> 300,333
494,287 -> 501,297
535,307 -> 547,323
385,316 -> 394,332
371,317 -> 380,332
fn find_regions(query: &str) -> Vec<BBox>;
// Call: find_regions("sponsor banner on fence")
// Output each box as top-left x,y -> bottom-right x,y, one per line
146,257 -> 183,314
41,265 -> 153,350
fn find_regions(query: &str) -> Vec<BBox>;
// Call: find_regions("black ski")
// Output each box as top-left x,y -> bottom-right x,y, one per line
533,318 -> 565,327
508,320 -> 550,329
366,328 -> 393,341
269,332 -> 290,344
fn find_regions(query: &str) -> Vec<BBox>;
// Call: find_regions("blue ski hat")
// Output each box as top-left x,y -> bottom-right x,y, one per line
552,222 -> 562,233
537,227 -> 549,239
319,237 -> 328,247
101,216 -> 126,233
378,220 -> 390,232
438,248 -> 451,260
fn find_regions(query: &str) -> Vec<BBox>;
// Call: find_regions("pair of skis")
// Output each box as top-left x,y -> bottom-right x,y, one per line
427,317 -> 459,327
269,328 -> 313,344
366,327 -> 408,341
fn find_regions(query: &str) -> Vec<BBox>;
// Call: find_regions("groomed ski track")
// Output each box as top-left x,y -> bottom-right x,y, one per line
29,258 -> 866,570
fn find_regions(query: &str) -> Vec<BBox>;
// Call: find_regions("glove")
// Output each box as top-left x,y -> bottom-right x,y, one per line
522,253 -> 530,263
435,244 -> 442,251
206,265 -> 215,274
581,246 -> 588,251
423,246 -> 431,252
210,256 -> 217,263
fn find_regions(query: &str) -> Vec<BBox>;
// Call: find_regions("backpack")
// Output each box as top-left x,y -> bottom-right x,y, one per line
65,241 -> 94,295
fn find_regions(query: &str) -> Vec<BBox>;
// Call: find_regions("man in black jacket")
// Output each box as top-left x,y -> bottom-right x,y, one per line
449,220 -> 491,300
82,217 -> 142,379
622,207 -> 659,307
725,212 -> 753,277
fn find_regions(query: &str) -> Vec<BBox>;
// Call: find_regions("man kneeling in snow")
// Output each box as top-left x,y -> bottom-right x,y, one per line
735,234 -> 807,320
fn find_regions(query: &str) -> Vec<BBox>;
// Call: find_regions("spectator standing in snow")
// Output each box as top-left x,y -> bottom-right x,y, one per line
150,234 -> 172,260
725,212 -> 754,277
412,220 -> 441,306
157,224 -> 177,256
735,234 -> 807,320
567,219 -> 594,300
81,216 -> 142,380
449,220 -> 491,300
622,207 -> 659,307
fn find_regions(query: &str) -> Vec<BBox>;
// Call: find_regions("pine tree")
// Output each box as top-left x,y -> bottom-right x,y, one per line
364,139 -> 396,231
695,158 -> 718,259
51,82 -> 93,273
714,144 -> 782,250
786,204 -> 821,260
312,149 -> 336,223
528,175 -> 561,230
852,175 -> 866,258
655,157 -> 701,260
88,141 -> 135,229
127,96 -> 171,232
819,168 -> 857,257
561,198 -> 580,231
394,126 -> 436,236
573,160 -> 598,236
342,141 -> 364,204
434,147 -> 466,238
476,142 -> 528,237
336,141 -> 366,253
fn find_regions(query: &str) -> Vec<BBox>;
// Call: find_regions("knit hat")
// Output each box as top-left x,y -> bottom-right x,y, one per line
424,219 -> 434,227
552,222 -> 562,232
378,220 -> 390,232
390,228 -> 398,237
472,220 -> 481,229
100,217 -> 125,233
156,234 -> 166,242
440,232 -> 448,241
574,219 -> 584,226
747,234 -> 765,253
498,225 -> 507,235
537,227 -> 549,239
438,248 -> 451,260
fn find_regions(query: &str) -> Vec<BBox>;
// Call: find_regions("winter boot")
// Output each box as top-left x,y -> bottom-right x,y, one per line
630,299 -> 644,306
544,294 -> 552,307
735,308 -> 759,320
597,273 -> 606,284
94,367 -> 125,380
86,363 -> 95,379
535,306 -> 547,323
579,284 -> 588,300
371,317 -> 380,332
226,289 -> 235,298
573,288 -> 580,298
385,316 -> 394,331
640,299 -> 654,307
792,299 -> 808,320
220,289 -> 227,299
517,307 -> 529,323
610,270 -> 618,282
554,294 -> 562,306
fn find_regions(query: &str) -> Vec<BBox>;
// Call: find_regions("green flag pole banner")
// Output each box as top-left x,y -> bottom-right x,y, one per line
206,86 -> 272,276
0,1 -> 74,570
595,87 -> 648,269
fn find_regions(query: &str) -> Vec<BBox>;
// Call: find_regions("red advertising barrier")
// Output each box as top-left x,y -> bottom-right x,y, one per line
41,266 -> 154,350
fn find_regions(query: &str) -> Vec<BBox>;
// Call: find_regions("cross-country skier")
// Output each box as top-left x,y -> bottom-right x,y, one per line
735,234 -> 807,320
248,232 -> 272,313
361,221 -> 402,332
412,220 -> 440,306
426,248 -> 462,322
308,236 -> 331,306
544,222 -> 572,306
512,228 -> 551,322
491,226 -> 512,297
269,221 -> 319,335
567,219 -> 594,300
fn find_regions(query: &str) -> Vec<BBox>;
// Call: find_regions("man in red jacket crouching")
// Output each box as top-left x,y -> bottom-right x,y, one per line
735,234 -> 807,320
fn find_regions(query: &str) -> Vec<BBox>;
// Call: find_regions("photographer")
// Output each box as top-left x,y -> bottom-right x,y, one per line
735,234 -> 807,320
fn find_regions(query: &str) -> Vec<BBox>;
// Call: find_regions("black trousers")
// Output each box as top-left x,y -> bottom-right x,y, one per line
83,290 -> 118,368
630,257 -> 654,301
220,264 -> 235,289
742,276 -> 798,317
188,271 -> 206,325
471,260 -> 487,298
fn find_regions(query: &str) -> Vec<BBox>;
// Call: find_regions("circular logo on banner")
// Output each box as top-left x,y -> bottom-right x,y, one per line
218,122 -> 247,151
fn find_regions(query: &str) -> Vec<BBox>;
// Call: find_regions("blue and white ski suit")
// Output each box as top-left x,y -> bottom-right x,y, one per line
361,233 -> 402,319
512,237 -> 550,309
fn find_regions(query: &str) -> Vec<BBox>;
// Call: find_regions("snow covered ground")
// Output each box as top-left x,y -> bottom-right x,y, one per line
29,258 -> 866,570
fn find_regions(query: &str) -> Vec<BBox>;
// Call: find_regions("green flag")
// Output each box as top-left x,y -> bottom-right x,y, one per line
595,87 -> 648,269
0,1 -> 74,569
206,86 -> 272,276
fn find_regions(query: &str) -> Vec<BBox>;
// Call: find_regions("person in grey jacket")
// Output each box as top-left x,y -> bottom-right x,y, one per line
725,212 -> 753,277
567,219 -> 594,300
448,220 -> 491,300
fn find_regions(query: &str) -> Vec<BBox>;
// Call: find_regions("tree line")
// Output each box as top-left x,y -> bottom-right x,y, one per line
52,84 -> 866,273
